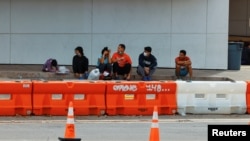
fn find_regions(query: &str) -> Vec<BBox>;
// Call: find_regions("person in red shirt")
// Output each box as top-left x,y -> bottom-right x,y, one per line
111,44 -> 132,80
175,50 -> 192,79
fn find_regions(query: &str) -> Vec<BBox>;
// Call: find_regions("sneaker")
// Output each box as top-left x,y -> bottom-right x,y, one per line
147,76 -> 152,81
136,69 -> 140,75
112,74 -> 119,80
186,77 -> 192,82
114,75 -> 120,80
104,76 -> 112,80
84,72 -> 89,79
176,76 -> 182,80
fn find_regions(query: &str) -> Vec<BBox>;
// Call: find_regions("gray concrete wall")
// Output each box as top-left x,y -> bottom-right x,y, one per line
0,0 -> 229,69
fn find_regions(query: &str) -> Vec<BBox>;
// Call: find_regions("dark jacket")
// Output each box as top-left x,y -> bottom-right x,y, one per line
72,55 -> 89,73
138,53 -> 157,69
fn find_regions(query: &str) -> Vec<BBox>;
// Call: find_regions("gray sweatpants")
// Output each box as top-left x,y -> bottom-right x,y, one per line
137,65 -> 156,77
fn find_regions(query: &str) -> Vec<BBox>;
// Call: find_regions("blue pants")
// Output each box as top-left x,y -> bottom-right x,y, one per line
180,68 -> 188,76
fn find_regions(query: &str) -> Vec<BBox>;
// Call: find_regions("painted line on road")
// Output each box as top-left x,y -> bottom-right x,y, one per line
0,118 -> 249,124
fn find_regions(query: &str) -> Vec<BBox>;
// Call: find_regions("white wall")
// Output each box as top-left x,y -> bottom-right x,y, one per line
207,0 -> 229,68
0,0 -> 229,69
0,0 -> 10,63
92,0 -> 172,67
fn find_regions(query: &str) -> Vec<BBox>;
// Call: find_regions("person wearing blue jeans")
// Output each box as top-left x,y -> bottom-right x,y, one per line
137,46 -> 157,81
175,49 -> 192,80
97,47 -> 112,80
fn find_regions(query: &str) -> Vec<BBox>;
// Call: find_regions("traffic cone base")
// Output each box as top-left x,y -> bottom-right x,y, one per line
58,137 -> 81,141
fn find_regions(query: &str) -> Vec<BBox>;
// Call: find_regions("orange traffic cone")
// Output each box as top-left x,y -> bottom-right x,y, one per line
149,106 -> 160,141
58,101 -> 81,141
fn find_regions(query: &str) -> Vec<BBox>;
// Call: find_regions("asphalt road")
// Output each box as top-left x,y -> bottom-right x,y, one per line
0,115 -> 249,141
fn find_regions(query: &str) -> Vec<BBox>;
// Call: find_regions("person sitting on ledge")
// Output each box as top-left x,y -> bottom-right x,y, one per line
175,49 -> 193,80
111,44 -> 132,80
137,46 -> 157,81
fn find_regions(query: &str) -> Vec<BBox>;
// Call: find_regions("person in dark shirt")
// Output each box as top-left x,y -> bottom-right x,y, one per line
72,46 -> 89,79
137,46 -> 157,81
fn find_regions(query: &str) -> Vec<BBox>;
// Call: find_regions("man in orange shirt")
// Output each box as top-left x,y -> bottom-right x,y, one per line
111,44 -> 132,80
175,50 -> 192,79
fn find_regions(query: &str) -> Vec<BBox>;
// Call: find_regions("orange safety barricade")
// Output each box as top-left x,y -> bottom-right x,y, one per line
106,81 -> 177,116
246,81 -> 250,114
32,80 -> 106,116
0,80 -> 32,116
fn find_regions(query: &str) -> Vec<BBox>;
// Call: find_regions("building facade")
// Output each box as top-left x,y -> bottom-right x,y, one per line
0,0 -> 229,69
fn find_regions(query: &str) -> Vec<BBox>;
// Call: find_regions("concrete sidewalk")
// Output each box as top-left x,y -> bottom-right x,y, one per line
0,64 -> 249,81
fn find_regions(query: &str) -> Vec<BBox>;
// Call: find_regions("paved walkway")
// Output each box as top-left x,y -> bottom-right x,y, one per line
0,64 -> 249,81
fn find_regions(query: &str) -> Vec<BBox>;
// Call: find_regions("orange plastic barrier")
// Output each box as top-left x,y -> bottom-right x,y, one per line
246,81 -> 250,114
0,80 -> 32,116
32,80 -> 106,116
106,81 -> 177,116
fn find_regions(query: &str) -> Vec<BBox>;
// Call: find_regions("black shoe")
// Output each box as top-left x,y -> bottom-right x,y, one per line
176,76 -> 181,80
186,77 -> 192,82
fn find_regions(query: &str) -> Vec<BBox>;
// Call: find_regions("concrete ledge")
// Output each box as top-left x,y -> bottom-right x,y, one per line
0,64 -> 236,81
0,71 -> 235,81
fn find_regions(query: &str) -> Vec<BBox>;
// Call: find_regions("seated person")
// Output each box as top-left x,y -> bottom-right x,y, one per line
111,44 -> 132,80
97,47 -> 112,80
72,46 -> 89,79
42,58 -> 58,72
175,49 -> 193,79
137,46 -> 157,81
